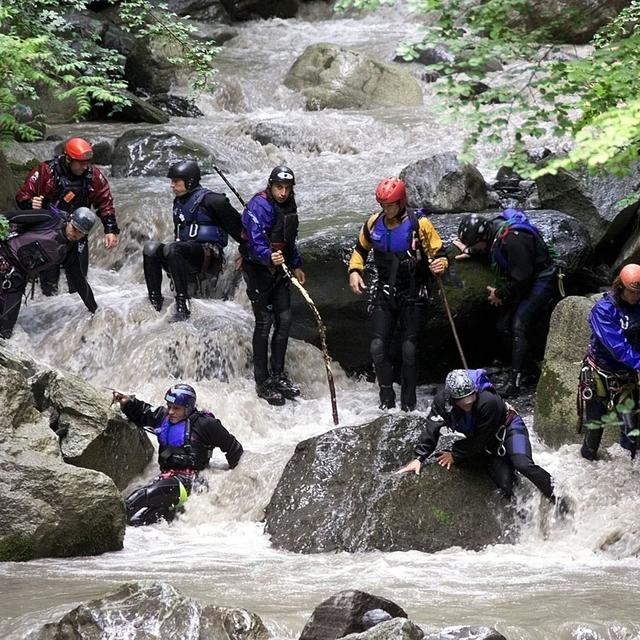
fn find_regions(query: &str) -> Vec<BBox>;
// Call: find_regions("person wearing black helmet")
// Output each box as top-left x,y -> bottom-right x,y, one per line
15,137 -> 120,296
143,160 -> 243,322
112,383 -> 244,526
397,369 -> 565,510
454,209 -> 559,397
0,207 -> 98,338
240,165 -> 305,406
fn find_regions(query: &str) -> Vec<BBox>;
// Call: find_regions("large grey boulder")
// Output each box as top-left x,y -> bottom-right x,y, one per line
535,164 -> 640,257
111,129 -> 215,177
284,43 -> 423,110
30,581 -> 270,640
90,90 -> 170,125
265,415 -> 511,553
342,618 -> 424,640
299,590 -> 408,640
423,628 -> 506,640
401,153 -> 489,213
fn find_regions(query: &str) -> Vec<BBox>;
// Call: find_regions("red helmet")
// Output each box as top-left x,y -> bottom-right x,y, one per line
375,178 -> 406,209
620,264 -> 640,291
64,138 -> 93,161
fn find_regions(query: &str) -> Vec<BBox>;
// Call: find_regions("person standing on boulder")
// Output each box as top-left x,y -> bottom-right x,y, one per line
397,369 -> 564,509
240,165 -> 305,406
143,160 -> 243,322
348,178 -> 447,411
453,209 -> 559,397
0,207 -> 98,338
15,137 -> 119,295
112,383 -> 243,526
578,264 -> 640,461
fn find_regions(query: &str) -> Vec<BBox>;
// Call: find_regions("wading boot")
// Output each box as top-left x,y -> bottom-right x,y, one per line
273,371 -> 300,400
148,291 -> 164,312
168,294 -> 190,323
378,385 -> 396,410
256,377 -> 285,406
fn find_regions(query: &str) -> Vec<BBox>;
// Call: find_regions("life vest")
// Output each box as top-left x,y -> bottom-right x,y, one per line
48,157 -> 91,214
263,192 -> 299,252
153,413 -> 214,471
490,209 -> 552,274
4,219 -> 69,275
173,187 -> 228,247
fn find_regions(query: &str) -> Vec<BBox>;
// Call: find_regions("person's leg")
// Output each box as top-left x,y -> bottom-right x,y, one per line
619,388 -> 639,458
370,297 -> 399,408
39,265 -> 61,297
125,475 -> 193,526
398,300 -> 424,411
143,241 -> 167,311
0,274 -> 26,339
580,396 -> 607,461
269,278 -> 300,399
164,242 -> 204,321
486,455 -> 517,499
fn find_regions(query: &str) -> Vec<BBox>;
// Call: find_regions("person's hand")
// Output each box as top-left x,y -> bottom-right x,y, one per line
349,271 -> 366,295
436,451 -> 454,470
452,239 -> 471,260
486,286 -> 503,307
271,250 -> 284,266
104,233 -> 118,249
293,267 -> 305,285
429,258 -> 446,275
32,196 -> 44,209
111,391 -> 130,406
395,459 -> 421,475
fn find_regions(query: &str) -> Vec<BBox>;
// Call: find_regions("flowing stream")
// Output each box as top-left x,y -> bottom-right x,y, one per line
2,5 -> 640,639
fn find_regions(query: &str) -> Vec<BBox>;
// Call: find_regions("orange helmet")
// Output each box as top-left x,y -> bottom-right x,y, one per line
64,138 -> 93,161
375,178 -> 406,209
620,264 -> 640,291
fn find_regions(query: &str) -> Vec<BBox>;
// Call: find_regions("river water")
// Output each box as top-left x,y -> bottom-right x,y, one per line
2,4 -> 640,639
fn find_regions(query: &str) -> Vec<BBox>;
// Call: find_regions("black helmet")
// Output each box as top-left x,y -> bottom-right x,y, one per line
70,207 -> 97,235
458,214 -> 490,247
167,160 -> 201,191
268,165 -> 295,187
164,383 -> 197,415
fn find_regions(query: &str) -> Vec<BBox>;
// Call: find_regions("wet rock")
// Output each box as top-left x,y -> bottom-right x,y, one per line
31,581 -> 270,640
535,163 -> 640,260
423,627 -> 506,640
246,120 -> 357,154
265,415 -> 511,553
342,618 -> 425,640
299,590 -> 408,640
166,0 -> 231,21
221,0 -> 299,20
284,43 -> 423,110
90,90 -> 170,125
111,129 -> 215,177
147,93 -> 205,118
0,149 -> 21,211
401,153 -> 489,213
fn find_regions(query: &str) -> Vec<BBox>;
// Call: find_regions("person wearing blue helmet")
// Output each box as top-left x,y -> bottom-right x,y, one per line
112,383 -> 243,526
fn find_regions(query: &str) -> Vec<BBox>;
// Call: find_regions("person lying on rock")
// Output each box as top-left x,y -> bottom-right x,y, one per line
0,207 -> 98,339
15,137 -> 119,296
143,160 -> 244,322
454,210 -> 559,397
348,177 -> 447,412
112,383 -> 243,526
579,264 -> 640,461
397,369 -> 566,511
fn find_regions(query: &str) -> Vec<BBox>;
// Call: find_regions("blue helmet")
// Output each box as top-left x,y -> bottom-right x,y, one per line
164,383 -> 197,415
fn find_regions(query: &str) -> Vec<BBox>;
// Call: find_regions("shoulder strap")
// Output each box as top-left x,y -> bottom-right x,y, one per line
362,212 -> 381,245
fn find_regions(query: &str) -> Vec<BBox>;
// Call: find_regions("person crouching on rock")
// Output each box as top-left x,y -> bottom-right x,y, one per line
397,369 -> 565,511
112,383 -> 243,526
579,264 -> 640,461
0,207 -> 98,339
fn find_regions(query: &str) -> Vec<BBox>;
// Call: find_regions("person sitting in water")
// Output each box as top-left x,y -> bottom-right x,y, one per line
579,264 -> 640,461
112,383 -> 243,526
397,369 -> 565,510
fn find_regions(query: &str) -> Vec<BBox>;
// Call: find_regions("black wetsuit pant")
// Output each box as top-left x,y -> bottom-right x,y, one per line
485,414 -> 554,499
241,259 -> 292,385
497,273 -> 556,372
370,291 -> 425,409
143,241 -> 222,298
0,271 -> 27,339
39,240 -> 89,296
125,471 -> 197,527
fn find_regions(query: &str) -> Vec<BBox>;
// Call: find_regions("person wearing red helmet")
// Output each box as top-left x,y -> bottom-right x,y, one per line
15,137 -> 119,296
348,177 -> 447,411
578,264 -> 640,461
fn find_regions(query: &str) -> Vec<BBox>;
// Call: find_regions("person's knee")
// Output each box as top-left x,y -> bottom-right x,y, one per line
254,311 -> 273,337
370,337 -> 386,364
143,241 -> 163,257
275,308 -> 292,334
401,340 -> 417,366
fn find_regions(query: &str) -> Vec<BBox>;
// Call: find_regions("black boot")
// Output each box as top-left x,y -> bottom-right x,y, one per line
148,291 -> 164,312
168,294 -> 190,323
502,370 -> 523,398
256,378 -> 285,406
273,371 -> 300,400
379,385 -> 396,410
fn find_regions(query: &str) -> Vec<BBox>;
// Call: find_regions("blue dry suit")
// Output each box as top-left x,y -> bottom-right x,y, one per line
415,369 -> 555,499
579,292 -> 640,460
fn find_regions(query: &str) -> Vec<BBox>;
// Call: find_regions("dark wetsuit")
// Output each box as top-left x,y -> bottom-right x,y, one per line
0,209 -> 96,338
416,388 -> 554,499
122,397 -> 243,526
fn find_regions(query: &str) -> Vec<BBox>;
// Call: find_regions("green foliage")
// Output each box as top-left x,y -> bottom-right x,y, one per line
585,397 -> 639,439
0,0 -> 219,142
0,215 -> 9,240
337,0 -> 640,177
